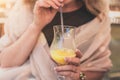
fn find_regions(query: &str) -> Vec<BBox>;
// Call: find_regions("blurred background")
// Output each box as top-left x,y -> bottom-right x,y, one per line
108,0 -> 120,80
0,0 -> 120,80
0,0 -> 15,36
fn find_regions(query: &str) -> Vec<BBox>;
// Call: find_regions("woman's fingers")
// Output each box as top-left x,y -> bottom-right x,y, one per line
52,0 -> 63,7
35,1 -> 45,7
75,49 -> 82,58
57,71 -> 79,80
55,65 -> 80,80
65,57 -> 80,66
64,49 -> 82,65
34,0 -> 50,13
45,0 -> 59,9
36,0 -> 63,9
55,65 -> 77,72
33,0 -> 58,29
45,0 -> 63,9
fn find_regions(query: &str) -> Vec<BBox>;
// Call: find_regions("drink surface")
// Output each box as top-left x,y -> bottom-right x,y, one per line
51,48 -> 76,65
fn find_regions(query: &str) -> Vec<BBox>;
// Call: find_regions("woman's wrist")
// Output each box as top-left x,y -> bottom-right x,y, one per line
30,22 -> 45,32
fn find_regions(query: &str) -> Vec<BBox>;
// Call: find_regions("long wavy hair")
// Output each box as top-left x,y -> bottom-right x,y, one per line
22,0 -> 110,16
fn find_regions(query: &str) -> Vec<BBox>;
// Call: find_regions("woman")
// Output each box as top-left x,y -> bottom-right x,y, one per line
0,0 -> 112,80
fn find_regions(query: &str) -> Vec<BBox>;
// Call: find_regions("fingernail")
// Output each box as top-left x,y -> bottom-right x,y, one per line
54,67 -> 56,70
55,6 -> 59,9
76,49 -> 79,52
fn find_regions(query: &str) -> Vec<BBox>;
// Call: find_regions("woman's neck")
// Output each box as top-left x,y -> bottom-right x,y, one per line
62,1 -> 83,13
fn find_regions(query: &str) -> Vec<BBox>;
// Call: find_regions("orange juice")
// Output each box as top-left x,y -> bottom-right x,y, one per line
51,48 -> 76,65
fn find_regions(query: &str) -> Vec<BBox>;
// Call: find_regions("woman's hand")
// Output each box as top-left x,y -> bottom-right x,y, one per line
33,0 -> 64,29
55,50 -> 82,80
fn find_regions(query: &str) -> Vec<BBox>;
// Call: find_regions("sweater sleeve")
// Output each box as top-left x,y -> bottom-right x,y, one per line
0,1 -> 33,52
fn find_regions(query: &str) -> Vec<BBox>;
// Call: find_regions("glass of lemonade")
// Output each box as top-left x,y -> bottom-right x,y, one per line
50,25 -> 76,65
